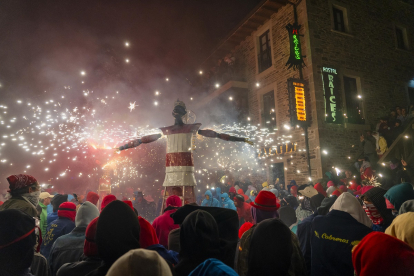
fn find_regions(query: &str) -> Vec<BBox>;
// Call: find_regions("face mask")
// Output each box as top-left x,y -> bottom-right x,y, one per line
22,191 -> 41,207
363,202 -> 383,225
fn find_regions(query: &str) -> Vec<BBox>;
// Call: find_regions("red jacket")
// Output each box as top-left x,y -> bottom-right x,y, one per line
237,202 -> 253,223
151,209 -> 179,248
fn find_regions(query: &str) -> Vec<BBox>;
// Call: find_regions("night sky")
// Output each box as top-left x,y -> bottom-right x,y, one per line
0,0 -> 263,193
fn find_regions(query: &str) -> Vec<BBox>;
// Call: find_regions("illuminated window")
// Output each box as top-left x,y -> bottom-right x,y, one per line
395,26 -> 408,50
262,91 -> 276,130
257,30 -> 272,73
343,76 -> 364,124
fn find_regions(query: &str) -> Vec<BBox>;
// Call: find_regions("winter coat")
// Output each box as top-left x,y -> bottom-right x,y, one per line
236,202 -> 253,224
40,217 -> 76,260
310,193 -> 372,276
152,208 -> 179,248
31,252 -> 50,276
57,257 -> 102,276
38,201 -> 48,238
377,136 -> 388,155
189,258 -> 238,276
0,196 -> 38,218
220,193 -> 236,211
201,190 -> 220,207
168,228 -> 180,252
297,213 -> 318,276
238,225 -> 306,276
214,187 -> 222,201
49,226 -> 87,276
47,211 -> 58,225
146,244 -> 179,265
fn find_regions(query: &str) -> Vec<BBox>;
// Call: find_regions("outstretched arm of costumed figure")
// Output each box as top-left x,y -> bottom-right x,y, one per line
117,134 -> 162,151
198,130 -> 253,145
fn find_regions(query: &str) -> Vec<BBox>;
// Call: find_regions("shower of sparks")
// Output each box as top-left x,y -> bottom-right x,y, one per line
128,101 -> 137,112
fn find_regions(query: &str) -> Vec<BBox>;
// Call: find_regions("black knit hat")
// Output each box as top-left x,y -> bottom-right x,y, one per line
51,194 -> 68,212
361,187 -> 394,227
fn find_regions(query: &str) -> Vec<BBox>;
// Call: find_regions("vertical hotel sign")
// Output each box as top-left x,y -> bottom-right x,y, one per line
288,79 -> 307,126
285,23 -> 306,70
322,67 -> 342,124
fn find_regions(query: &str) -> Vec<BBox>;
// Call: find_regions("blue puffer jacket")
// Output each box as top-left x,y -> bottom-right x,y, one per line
214,187 -> 222,201
220,193 -> 236,211
201,190 -> 220,207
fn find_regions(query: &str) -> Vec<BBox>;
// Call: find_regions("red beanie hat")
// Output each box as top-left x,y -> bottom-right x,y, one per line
166,195 -> 182,207
86,192 -> 100,206
352,232 -> 414,276
84,217 -> 99,257
0,201 -> 3,206
123,200 -> 134,210
229,187 -> 237,194
138,216 -> 159,248
339,185 -> 348,193
58,202 -> 76,222
331,189 -> 342,197
101,194 -> 116,211
250,191 -> 280,211
290,186 -> 298,197
239,222 -> 253,239
314,183 -> 327,197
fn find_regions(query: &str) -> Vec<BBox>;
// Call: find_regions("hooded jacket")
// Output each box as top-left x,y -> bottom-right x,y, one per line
56,217 -> 101,276
247,219 -> 292,276
49,202 -> 99,276
87,200 -> 140,276
235,199 -> 253,224
352,232 -> 414,276
213,187 -> 222,201
237,189 -> 249,201
152,208 -> 180,248
38,201 -> 48,238
138,216 -> 159,248
361,187 -> 394,229
385,212 -> 414,249
201,190 -> 220,207
189,258 -> 238,276
106,249 -> 172,276
174,210 -> 220,276
171,205 -> 238,269
220,193 -> 236,211
310,193 -> 372,276
399,199 -> 414,214
384,182 -> 414,211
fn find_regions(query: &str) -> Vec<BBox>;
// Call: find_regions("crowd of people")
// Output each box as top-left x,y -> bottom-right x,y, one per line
1,171 -> 414,276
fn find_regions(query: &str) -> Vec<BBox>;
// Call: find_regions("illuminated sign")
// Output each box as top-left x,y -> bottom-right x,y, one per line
288,79 -> 307,126
322,67 -> 342,123
285,23 -> 305,70
258,142 -> 296,157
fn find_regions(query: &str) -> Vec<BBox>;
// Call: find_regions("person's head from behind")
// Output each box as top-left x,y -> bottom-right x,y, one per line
250,191 -> 280,224
352,232 -> 414,276
402,108 -> 407,116
179,210 -> 220,262
51,194 -> 68,212
6,174 -> 39,197
234,195 -> 244,208
247,218 -> 292,276
107,249 -> 172,276
96,200 -> 140,266
0,209 -> 36,275
84,217 -> 99,257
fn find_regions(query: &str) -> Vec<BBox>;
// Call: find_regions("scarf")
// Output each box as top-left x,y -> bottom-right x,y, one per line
363,202 -> 383,225
21,191 -> 40,208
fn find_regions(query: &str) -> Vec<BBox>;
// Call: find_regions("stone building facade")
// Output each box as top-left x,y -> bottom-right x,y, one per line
196,0 -> 414,185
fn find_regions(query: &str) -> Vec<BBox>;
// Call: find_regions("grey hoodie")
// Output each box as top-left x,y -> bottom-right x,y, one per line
76,201 -> 100,227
